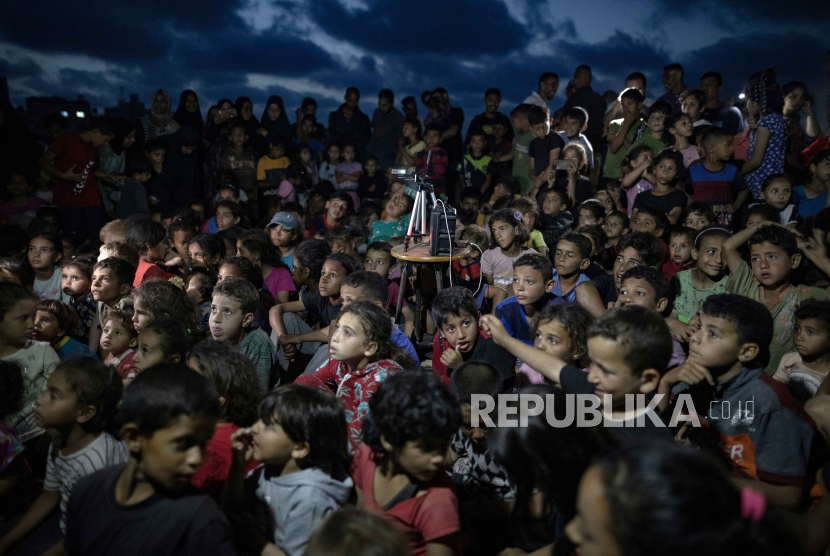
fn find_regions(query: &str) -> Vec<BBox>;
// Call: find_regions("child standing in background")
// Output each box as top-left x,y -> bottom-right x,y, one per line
319,143 -> 341,184
743,70 -> 786,200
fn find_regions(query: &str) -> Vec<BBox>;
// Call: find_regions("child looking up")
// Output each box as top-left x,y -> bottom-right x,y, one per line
794,148 -> 830,219
185,340 -> 260,497
0,359 -> 126,556
62,365 -> 233,555
296,301 -> 411,449
369,192 -> 412,243
482,208 -> 537,289
431,287 -> 517,386
756,173 -> 798,225
680,88 -> 712,126
214,200 -> 242,232
238,231 -> 296,303
91,257 -> 135,332
28,232 -> 69,302
0,283 -> 60,438
354,372 -> 461,556
773,299 -> 830,399
188,233 -> 226,273
33,299 -> 97,360
132,314 -> 193,375
319,143 -> 340,184
658,294 -> 817,509
538,187 -> 574,249
723,222 -> 830,373
666,113 -> 699,168
210,277 -> 276,391
663,226 -> 697,282
61,259 -> 99,352
631,149 -> 688,226
528,105 -> 563,193
225,385 -> 352,556
126,216 -> 175,287
557,107 -> 594,169
604,210 -> 629,259
630,100 -> 671,155
308,191 -> 353,237
100,309 -> 137,384
577,198 -> 606,228
495,253 -> 560,347
742,70 -> 786,200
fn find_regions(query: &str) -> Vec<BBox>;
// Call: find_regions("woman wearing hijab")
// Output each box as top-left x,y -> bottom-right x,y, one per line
259,95 -> 293,143
235,97 -> 259,143
174,89 -> 204,133
138,89 -> 180,144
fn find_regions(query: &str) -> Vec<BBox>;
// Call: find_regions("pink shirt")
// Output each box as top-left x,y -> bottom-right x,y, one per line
626,178 -> 652,212
264,267 -> 296,299
277,179 -> 296,203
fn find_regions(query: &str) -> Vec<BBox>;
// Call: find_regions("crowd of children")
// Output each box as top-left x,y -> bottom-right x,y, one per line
1,60 -> 830,556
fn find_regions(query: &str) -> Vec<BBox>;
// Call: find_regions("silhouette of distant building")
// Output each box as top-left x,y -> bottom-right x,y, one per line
25,95 -> 92,137
105,93 -> 146,121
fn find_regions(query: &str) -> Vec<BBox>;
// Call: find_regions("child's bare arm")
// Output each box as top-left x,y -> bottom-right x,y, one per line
574,282 -> 606,318
731,189 -> 749,212
621,163 -> 648,189
802,491 -> 830,555
722,221 -> 776,272
741,125 -> 770,175
279,325 -> 330,347
480,315 -> 567,383
269,300 -> 307,337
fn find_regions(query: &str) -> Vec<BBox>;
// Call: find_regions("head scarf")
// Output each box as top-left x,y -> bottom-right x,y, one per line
235,96 -> 260,138
260,95 -> 292,142
174,89 -> 204,131
142,89 -> 180,140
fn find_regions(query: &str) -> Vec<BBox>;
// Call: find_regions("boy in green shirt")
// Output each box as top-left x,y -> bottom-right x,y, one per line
510,104 -> 535,194
603,88 -> 645,180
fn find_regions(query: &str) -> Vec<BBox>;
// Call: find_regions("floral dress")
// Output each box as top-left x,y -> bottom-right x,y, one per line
746,113 -> 785,199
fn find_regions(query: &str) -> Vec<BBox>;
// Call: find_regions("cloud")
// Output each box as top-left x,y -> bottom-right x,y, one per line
0,56 -> 41,79
650,0 -> 830,27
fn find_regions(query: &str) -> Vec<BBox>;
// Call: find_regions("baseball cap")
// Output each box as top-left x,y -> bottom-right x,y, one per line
267,211 -> 298,230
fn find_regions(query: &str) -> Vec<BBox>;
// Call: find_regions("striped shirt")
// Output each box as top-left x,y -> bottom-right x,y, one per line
45,432 -> 128,533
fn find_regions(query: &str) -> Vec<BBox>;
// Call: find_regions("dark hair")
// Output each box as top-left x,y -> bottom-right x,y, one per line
701,71 -> 723,87
596,443 -> 800,556
167,219 -> 198,241
337,301 -> 413,368
693,226 -> 731,249
668,225 -> 695,242
29,232 -> 62,262
809,148 -> 830,169
258,384 -> 350,471
702,294 -> 773,368
217,183 -> 240,199
620,88 -> 645,103
328,191 -> 355,215
143,317 -> 194,362
0,281 -> 37,320
188,340 -> 260,426
212,276 -> 258,316
527,105 -> 551,126
489,208 -> 529,248
559,231 -> 594,261
240,230 -> 289,272
606,210 -> 629,229
589,305 -> 673,375
186,267 -> 218,303
362,371 -> 460,451
564,106 -> 589,127
683,202 -> 717,227
680,88 -> 705,106
652,150 -> 685,187
366,240 -> 392,257
743,204 -> 780,229
431,286 -> 478,329
745,69 -> 783,116
126,216 -> 167,254
216,200 -> 243,221
132,279 -> 200,332
748,224 -> 798,257
101,308 -> 137,339
546,187 -> 569,209
189,233 -> 226,263
490,384 -> 610,521
530,302 -> 594,366
325,226 -> 354,248
37,299 -> 78,336
496,177 -> 520,196
638,207 -> 671,235
698,126 -> 733,152
58,357 -> 122,433
121,364 -> 220,436
62,258 -> 93,282
578,199 -> 606,220
781,80 -> 807,98
510,104 -> 531,119
450,361 -> 504,405
577,225 -> 607,256
0,360 -> 25,420
295,239 -> 331,282
343,271 -> 388,306
305,508 -> 410,556
761,173 -> 791,192
88,117 -> 114,136
0,257 -> 35,287
624,145 -> 654,169
460,186 -> 483,203
795,299 -> 830,330
93,256 -> 136,288
620,265 -> 670,304
143,138 -> 167,156
512,252 -> 553,282
484,87 -> 501,99
616,232 -> 663,267
539,72 -> 559,83
403,117 -> 422,141
626,71 -> 647,87
126,155 -> 153,176
220,255 -> 263,289
326,252 -> 362,277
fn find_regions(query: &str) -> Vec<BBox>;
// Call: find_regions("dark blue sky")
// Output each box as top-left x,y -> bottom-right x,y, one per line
1,0 -> 827,125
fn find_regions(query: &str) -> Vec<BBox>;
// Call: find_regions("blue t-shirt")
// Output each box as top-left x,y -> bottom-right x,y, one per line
552,272 -> 590,301
280,252 -> 294,271
495,294 -> 563,345
54,337 -> 97,361
391,326 -> 418,363
793,186 -> 828,219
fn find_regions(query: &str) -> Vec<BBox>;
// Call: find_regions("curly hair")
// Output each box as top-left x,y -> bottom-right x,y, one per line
131,278 -> 200,333
188,340 -> 260,426
0,360 -> 25,420
143,317 -> 195,363
336,302 -> 414,369
59,357 -> 123,433
530,302 -> 594,367
361,371 -> 460,452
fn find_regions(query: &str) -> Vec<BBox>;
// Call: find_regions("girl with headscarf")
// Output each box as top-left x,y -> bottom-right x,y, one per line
174,89 -> 204,133
259,95 -> 292,143
139,89 -> 180,143
235,97 -> 260,143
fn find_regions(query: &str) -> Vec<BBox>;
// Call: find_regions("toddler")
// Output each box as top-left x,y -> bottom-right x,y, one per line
773,299 -> 830,400
132,317 -> 193,375
60,259 -> 99,351
101,309 -> 137,384
319,143 -> 341,184
663,226 -> 697,282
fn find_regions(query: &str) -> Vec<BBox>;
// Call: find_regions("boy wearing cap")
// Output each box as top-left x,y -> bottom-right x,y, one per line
267,211 -> 302,271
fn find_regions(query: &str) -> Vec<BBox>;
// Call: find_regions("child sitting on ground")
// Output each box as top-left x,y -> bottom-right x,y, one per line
131,317 -> 193,375
225,385 -> 353,556
663,226 -> 697,282
495,253 -> 561,348
431,287 -> 517,387
91,257 -> 135,333
552,233 -> 593,301
100,309 -> 137,384
631,149 -> 688,226
794,148 -> 830,219
185,340 -> 260,498
60,258 -> 99,352
215,200 -> 243,232
0,358 -> 126,556
354,372 -> 461,556
33,299 -> 97,360
185,267 -> 218,331
453,226 -> 509,314
131,278 -> 199,337
482,208 -> 537,289
62,365 -> 233,555
210,277 -> 276,392
603,211 -> 629,266
308,191 -> 353,238
188,233 -> 226,273
126,216 -> 175,287
295,301 -> 410,450
658,294 -> 817,510
28,232 -> 69,302
681,202 -> 716,230
238,231 -> 296,303
512,197 -> 547,257
538,187 -> 574,249
753,173 -> 798,225
772,299 -> 830,400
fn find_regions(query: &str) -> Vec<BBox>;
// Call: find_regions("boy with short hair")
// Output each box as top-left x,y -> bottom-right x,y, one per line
416,126 -> 449,196
557,107 -> 594,169
773,299 -> 830,399
431,287 -> 516,386
457,130 -> 493,194
658,294 -> 818,509
630,101 -> 671,156
308,191 -> 352,237
495,253 -> 560,348
63,365 -> 234,556
510,104 -> 536,194
363,241 -> 413,324
723,222 -> 830,374
167,220 -> 197,273
481,304 -> 674,437
753,173 -> 798,226
663,226 -> 697,282
689,126 -> 749,226
214,200 -> 242,232
632,206 -> 671,261
126,216 -> 174,287
210,277 -> 276,392
101,308 -> 138,383
459,186 -> 485,227
221,121 -> 257,195
118,155 -> 152,219
539,187 -> 574,249
356,155 -> 388,203
552,233 -> 592,301
91,257 -> 136,330
604,88 -> 645,180
528,105 -> 564,193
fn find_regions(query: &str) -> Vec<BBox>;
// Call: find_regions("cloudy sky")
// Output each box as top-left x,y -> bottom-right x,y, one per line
1,0 -> 827,125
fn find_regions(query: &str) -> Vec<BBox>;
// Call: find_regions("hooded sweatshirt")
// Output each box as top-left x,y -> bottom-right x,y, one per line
253,466 -> 353,556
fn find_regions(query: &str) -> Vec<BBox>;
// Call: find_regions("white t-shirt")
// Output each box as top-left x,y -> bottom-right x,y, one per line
34,267 -> 71,302
3,340 -> 60,438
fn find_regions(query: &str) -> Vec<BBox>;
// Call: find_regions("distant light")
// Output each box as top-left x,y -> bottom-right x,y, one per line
738,93 -> 746,100
76,111 -> 85,118
60,111 -> 68,117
